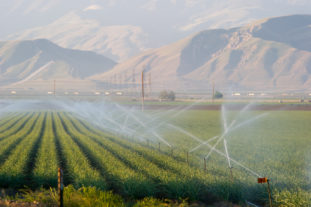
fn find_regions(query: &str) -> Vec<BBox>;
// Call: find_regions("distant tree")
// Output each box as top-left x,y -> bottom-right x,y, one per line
159,90 -> 175,101
168,91 -> 176,101
213,91 -> 223,99
159,90 -> 168,100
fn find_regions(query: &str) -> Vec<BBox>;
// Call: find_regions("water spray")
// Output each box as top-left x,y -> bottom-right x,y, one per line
205,120 -> 236,161
189,136 -> 218,153
142,98 -> 206,133
115,104 -> 147,128
230,113 -> 268,133
224,139 -> 234,182
59,99 -> 264,184
166,120 -> 261,178
189,103 -> 267,155
221,104 -> 228,132
223,139 -> 231,168
121,108 -> 132,131
151,131 -> 172,148
257,177 -> 273,207
246,200 -> 259,207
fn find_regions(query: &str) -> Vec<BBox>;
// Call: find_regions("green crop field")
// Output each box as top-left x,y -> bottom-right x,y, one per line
0,109 -> 310,206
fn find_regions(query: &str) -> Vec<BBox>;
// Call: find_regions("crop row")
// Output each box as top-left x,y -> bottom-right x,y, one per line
32,112 -> 59,187
59,112 -> 228,201
0,112 -> 43,188
0,112 -> 261,203
52,112 -> 107,189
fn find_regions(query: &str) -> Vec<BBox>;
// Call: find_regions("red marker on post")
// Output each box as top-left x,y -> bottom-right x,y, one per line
257,177 -> 272,207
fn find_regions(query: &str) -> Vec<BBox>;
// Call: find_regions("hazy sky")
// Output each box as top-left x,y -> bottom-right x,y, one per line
1,0 -> 311,36
1,0 -> 311,59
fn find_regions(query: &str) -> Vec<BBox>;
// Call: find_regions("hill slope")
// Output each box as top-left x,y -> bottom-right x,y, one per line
90,15 -> 311,92
7,12 -> 149,62
3,0 -> 311,62
0,39 -> 116,89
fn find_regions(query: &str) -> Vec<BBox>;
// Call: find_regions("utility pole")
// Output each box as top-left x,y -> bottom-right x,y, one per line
148,73 -> 152,98
141,70 -> 145,112
54,80 -> 56,96
212,81 -> 215,102
132,69 -> 136,97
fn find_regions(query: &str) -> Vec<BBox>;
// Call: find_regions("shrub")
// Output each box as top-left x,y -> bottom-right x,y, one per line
273,188 -> 311,207
213,91 -> 223,99
159,90 -> 176,101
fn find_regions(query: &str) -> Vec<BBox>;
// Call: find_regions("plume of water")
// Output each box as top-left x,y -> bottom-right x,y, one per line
204,120 -> 236,160
223,139 -> 232,168
0,98 -> 266,179
189,136 -> 218,153
221,104 -> 228,132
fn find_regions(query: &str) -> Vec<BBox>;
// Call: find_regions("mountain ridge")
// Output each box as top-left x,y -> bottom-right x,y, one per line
0,39 -> 116,89
3,0 -> 311,62
90,14 -> 311,92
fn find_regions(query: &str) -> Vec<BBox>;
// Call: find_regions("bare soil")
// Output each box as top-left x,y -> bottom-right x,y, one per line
141,104 -> 311,111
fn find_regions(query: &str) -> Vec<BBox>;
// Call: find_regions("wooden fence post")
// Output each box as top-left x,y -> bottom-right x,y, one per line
58,168 -> 64,207
267,179 -> 273,207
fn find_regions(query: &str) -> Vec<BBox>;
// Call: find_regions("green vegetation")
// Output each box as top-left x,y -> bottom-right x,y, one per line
213,91 -> 223,99
4,185 -> 191,207
159,90 -> 176,101
0,110 -> 310,206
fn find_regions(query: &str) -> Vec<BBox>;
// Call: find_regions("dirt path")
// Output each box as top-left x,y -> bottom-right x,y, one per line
139,104 -> 311,111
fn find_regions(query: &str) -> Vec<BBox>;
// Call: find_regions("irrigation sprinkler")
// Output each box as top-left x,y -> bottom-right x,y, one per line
58,168 -> 64,207
203,157 -> 207,172
223,139 -> 234,182
166,119 -> 261,178
186,151 -> 189,165
229,167 -> 234,183
223,139 -> 231,168
257,178 -> 272,207
151,131 -> 172,149
158,142 -> 161,151
190,112 -> 267,156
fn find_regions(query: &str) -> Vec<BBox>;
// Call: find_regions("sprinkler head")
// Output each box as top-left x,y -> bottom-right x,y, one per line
257,177 -> 268,183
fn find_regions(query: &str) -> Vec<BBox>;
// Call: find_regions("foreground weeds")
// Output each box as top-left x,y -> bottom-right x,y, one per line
273,188 -> 311,207
1,186 -> 311,206
0,186 -> 198,207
